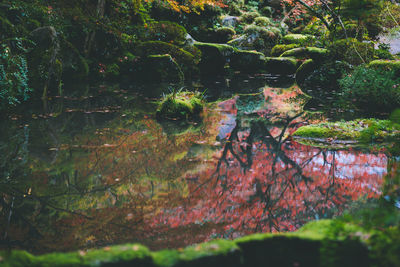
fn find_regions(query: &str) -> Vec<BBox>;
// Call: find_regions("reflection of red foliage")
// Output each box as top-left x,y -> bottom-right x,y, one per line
150,140 -> 385,239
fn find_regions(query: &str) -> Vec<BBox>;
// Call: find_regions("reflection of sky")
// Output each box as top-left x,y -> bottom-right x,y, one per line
294,150 -> 387,180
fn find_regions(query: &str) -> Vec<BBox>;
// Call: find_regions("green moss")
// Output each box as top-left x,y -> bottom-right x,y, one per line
282,34 -> 316,46
194,42 -> 235,75
296,59 -> 317,87
230,50 -> 265,72
239,11 -> 260,24
280,47 -> 329,61
293,119 -> 400,144
213,27 -> 236,43
82,244 -> 151,267
156,91 -> 205,120
139,21 -> 187,45
368,60 -> 400,75
135,41 -> 199,78
253,16 -> 272,27
271,44 -> 300,57
264,57 -> 297,75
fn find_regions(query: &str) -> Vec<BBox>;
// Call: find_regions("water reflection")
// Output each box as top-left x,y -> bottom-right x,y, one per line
0,83 -> 394,254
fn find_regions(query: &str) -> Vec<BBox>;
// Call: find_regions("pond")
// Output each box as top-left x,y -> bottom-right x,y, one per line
0,77 -> 396,254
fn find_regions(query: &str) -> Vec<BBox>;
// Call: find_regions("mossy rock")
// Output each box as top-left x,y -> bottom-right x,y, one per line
133,54 -> 184,83
230,50 -> 265,72
264,57 -> 297,75
212,27 -> 236,43
368,60 -> 400,76
270,44 -> 300,57
135,41 -> 200,78
296,59 -> 318,87
280,47 -> 329,62
156,91 -> 204,120
194,42 -> 235,76
253,16 -> 272,27
329,38 -> 374,65
139,21 -> 187,45
282,34 -> 316,46
293,119 -> 400,145
239,11 -> 260,24
1,219 -> 400,267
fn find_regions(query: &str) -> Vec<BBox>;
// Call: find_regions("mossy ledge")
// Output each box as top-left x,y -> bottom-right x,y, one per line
293,119 -> 400,145
1,219 -> 399,267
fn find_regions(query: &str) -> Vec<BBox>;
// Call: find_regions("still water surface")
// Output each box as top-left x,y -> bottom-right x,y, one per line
0,79 -> 393,254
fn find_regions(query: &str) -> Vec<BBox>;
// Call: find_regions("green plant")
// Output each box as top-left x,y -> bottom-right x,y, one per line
339,66 -> 400,113
0,39 -> 32,108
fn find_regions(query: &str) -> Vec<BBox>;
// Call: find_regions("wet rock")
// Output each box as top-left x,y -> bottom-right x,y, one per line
264,57 -> 297,75
230,50 -> 265,72
194,42 -> 235,76
296,59 -> 317,87
133,54 -> 184,83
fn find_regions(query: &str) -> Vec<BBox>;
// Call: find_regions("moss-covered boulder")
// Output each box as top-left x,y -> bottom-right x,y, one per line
156,91 -> 204,120
293,119 -> 400,145
228,25 -> 282,54
282,34 -> 316,46
368,60 -> 400,75
230,50 -> 265,72
133,54 -> 184,83
296,59 -> 318,87
271,44 -> 300,57
264,57 -> 297,75
135,41 -> 200,79
194,42 -> 235,76
280,47 -> 329,62
212,27 -> 236,43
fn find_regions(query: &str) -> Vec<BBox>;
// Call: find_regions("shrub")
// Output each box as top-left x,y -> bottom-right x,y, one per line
329,38 -> 375,65
303,61 -> 351,91
339,66 -> 400,113
0,40 -> 32,108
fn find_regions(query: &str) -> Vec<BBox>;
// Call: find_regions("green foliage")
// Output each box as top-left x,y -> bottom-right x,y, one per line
339,66 -> 400,113
0,39 -> 32,108
329,38 -> 374,65
302,61 -> 351,91
374,43 -> 395,60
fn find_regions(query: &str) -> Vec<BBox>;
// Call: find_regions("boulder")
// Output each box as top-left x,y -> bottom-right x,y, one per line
230,50 -> 265,72
282,34 -> 316,46
194,42 -> 235,76
133,54 -> 184,83
221,16 -> 239,28
280,47 -> 329,62
295,59 -> 317,87
271,44 -> 300,57
264,57 -> 297,75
